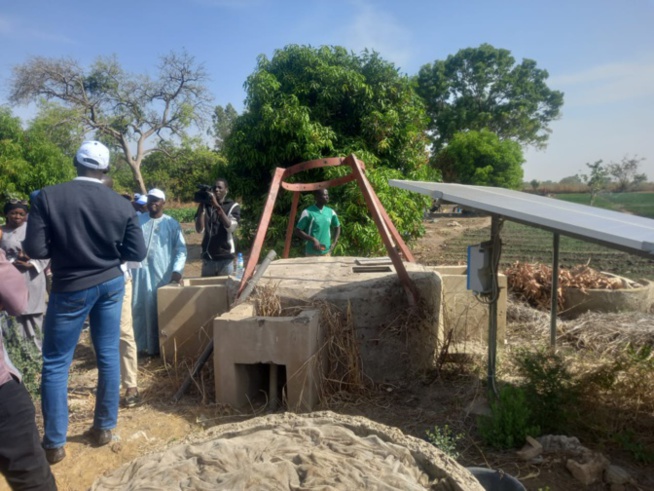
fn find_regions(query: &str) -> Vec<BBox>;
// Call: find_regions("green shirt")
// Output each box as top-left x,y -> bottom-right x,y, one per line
296,204 -> 340,256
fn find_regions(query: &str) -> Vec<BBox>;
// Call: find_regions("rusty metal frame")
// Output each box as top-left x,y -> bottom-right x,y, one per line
238,154 -> 418,304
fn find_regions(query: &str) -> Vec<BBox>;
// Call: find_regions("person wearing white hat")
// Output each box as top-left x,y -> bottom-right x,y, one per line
131,188 -> 187,356
24,140 -> 146,464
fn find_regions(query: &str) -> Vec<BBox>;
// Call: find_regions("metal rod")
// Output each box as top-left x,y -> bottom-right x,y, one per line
550,233 -> 560,350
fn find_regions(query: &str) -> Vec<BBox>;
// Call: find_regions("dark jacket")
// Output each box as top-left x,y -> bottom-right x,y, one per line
200,198 -> 240,261
24,178 -> 146,293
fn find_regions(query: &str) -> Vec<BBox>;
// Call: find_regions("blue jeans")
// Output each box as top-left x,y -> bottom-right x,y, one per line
41,275 -> 124,449
201,257 -> 234,277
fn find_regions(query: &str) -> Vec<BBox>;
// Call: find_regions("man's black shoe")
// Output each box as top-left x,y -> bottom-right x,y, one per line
45,446 -> 66,464
87,427 -> 113,446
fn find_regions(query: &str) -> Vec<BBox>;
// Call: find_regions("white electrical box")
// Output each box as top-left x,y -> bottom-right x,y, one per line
467,242 -> 493,294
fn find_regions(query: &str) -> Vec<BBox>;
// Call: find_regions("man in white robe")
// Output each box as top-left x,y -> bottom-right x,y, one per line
132,189 -> 187,356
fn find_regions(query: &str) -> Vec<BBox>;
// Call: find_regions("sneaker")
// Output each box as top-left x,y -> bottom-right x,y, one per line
44,446 -> 66,464
86,427 -> 113,446
122,390 -> 141,408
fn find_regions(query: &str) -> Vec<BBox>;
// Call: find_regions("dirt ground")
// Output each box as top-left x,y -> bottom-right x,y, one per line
2,216 -> 651,491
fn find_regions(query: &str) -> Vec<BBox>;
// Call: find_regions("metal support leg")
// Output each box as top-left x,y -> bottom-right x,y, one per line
550,233 -> 560,351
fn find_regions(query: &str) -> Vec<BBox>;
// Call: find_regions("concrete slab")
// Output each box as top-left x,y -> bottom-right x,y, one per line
157,276 -> 230,362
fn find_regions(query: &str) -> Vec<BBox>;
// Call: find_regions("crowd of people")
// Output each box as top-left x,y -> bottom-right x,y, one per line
0,140 -> 343,490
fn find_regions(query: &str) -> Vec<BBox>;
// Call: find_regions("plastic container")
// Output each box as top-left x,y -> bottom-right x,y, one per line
466,467 -> 526,491
234,253 -> 244,280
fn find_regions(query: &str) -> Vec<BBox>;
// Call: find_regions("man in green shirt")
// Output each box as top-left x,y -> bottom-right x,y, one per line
295,189 -> 341,256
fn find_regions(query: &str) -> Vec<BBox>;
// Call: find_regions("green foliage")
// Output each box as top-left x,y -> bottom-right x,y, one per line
581,159 -> 609,206
514,349 -> 578,434
166,206 -> 198,224
416,43 -> 564,152
434,129 -> 524,189
0,107 -> 74,201
425,424 -> 464,459
211,103 -> 239,151
135,139 -> 228,202
478,384 -> 539,449
1,315 -> 42,399
556,191 -> 654,218
224,44 -> 434,255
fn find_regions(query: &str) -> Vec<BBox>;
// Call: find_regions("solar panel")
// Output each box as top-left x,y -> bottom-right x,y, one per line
389,180 -> 654,257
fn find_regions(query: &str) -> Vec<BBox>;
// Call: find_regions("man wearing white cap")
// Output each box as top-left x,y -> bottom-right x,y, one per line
24,141 -> 146,464
131,188 -> 187,357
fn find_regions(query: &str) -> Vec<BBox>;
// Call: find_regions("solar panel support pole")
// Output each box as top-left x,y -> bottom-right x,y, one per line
550,233 -> 560,351
487,215 -> 500,397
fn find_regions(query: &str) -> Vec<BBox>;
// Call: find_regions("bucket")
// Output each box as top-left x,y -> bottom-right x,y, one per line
467,467 -> 526,491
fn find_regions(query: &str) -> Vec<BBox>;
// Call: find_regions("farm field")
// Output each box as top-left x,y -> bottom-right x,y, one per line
555,191 -> 654,218
419,219 -> 654,281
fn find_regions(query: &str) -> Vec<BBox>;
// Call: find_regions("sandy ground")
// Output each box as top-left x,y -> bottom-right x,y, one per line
1,216 -> 650,491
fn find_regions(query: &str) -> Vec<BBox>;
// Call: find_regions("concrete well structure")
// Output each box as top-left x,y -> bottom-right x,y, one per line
239,257 -> 446,386
157,276 -> 230,362
213,304 -> 324,411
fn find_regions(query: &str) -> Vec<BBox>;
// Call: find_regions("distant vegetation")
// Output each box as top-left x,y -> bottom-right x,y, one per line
555,192 -> 654,219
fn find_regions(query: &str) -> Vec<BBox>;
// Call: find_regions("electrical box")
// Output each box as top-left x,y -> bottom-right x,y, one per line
467,242 -> 493,294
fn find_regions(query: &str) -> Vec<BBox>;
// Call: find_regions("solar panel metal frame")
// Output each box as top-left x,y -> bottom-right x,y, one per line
389,180 -> 654,258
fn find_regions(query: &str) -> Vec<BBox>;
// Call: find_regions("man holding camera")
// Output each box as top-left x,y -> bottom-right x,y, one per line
194,179 -> 241,277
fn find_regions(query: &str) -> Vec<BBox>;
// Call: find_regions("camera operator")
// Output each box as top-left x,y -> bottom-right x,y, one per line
194,178 -> 241,277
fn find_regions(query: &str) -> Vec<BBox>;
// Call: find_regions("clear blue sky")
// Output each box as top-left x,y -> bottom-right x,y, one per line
1,0 -> 652,182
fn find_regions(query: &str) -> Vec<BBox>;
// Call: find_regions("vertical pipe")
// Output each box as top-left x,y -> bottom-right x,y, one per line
550,233 -> 560,351
487,215 -> 500,397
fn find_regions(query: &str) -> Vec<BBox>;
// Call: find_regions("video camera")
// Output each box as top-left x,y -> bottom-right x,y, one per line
193,184 -> 214,205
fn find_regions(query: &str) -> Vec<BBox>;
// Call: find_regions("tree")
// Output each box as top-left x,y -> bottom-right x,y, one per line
224,45 -> 435,255
607,155 -> 647,192
416,43 -> 564,153
433,129 -> 525,189
0,107 -> 74,200
581,160 -> 609,206
530,179 -> 540,191
559,174 -> 583,186
9,50 -> 212,194
211,103 -> 238,151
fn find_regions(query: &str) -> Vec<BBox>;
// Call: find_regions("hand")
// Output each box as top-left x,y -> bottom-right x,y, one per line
312,238 -> 322,250
170,272 -> 183,286
13,260 -> 33,271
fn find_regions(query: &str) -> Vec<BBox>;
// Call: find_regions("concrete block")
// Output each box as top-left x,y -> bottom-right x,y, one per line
157,276 -> 229,362
213,305 -> 323,411
428,265 -> 507,349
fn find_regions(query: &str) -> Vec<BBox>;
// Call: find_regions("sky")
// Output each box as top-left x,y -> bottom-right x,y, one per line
0,0 -> 652,182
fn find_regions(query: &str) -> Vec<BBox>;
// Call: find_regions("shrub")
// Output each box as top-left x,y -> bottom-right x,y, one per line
425,424 -> 463,459
478,384 -> 539,449
515,349 -> 578,434
166,206 -> 198,224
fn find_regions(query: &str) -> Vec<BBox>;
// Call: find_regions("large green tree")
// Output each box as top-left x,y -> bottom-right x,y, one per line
416,43 -> 564,153
9,50 -> 212,194
0,107 -> 74,200
434,129 -> 525,189
224,45 -> 435,255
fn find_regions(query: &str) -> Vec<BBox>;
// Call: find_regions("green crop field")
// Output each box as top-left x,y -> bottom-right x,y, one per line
433,220 -> 654,281
555,192 -> 654,218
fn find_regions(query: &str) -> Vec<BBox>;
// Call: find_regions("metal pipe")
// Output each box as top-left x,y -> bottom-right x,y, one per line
550,233 -> 560,350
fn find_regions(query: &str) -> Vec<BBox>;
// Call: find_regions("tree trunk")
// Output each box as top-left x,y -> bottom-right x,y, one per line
129,163 -> 147,195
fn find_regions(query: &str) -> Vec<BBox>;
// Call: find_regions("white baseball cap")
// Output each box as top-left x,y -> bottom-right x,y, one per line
147,188 -> 166,201
75,141 -> 110,170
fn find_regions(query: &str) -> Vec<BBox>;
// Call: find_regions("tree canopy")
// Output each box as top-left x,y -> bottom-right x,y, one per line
416,43 -> 564,153
9,50 -> 213,193
607,155 -> 647,192
434,129 -> 525,189
224,44 -> 435,255
0,107 -> 74,200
